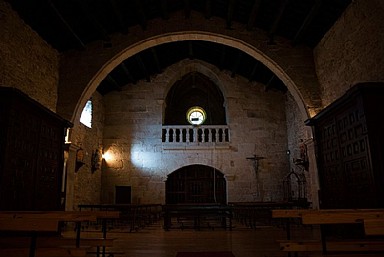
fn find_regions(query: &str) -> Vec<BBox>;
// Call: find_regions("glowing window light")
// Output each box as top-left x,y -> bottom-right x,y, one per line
80,100 -> 92,128
186,106 -> 206,125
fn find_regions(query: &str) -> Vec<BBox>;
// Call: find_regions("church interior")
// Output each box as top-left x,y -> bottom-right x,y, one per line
1,0 -> 383,256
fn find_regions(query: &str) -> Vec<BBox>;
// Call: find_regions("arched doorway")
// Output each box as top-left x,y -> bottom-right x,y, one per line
166,165 -> 227,204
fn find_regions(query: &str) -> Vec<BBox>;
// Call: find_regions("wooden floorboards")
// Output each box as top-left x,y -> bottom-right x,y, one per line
62,220 -> 319,257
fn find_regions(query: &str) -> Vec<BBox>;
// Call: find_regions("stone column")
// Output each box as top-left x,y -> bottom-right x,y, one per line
305,138 -> 320,209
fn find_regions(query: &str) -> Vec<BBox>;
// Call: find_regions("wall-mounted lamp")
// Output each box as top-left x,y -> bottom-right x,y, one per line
91,148 -> 103,173
75,148 -> 85,172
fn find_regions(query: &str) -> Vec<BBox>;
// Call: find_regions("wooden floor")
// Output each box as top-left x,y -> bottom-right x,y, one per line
65,220 -> 320,257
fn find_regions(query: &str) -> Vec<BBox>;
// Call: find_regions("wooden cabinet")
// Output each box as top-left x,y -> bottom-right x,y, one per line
306,83 -> 384,208
0,87 -> 72,210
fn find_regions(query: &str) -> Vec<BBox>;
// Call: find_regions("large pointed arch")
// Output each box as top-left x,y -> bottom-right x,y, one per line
58,29 -> 321,128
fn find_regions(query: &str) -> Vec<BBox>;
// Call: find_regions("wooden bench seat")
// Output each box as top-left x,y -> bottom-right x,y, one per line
364,219 -> 384,236
272,208 -> 384,256
0,210 -> 120,257
0,247 -> 89,257
0,236 -> 115,248
279,240 -> 384,252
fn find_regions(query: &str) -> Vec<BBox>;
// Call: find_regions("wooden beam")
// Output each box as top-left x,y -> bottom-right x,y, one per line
247,0 -> 262,30
75,0 -> 110,42
135,54 -> 151,82
231,52 -> 242,78
120,63 -> 137,84
219,45 -> 227,70
188,41 -> 194,60
151,47 -> 162,73
264,75 -> 275,91
269,0 -> 289,44
293,0 -> 322,45
161,0 -> 169,20
226,0 -> 236,29
108,0 -> 128,34
106,75 -> 122,91
184,0 -> 191,18
205,0 -> 212,19
248,62 -> 259,82
47,0 -> 85,49
135,0 -> 147,30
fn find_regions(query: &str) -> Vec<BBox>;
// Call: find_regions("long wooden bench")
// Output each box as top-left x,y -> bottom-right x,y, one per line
279,239 -> 384,252
272,209 -> 384,256
0,211 -> 120,257
162,204 -> 233,231
229,201 -> 297,229
79,204 -> 162,232
364,219 -> 384,236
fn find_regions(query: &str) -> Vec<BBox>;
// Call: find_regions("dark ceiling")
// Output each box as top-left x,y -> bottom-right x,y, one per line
7,0 -> 351,95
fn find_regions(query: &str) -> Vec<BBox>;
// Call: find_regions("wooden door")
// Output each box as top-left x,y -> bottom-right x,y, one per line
166,165 -> 226,204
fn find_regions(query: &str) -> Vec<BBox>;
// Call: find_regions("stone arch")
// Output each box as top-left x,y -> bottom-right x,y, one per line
58,22 -> 321,127
161,59 -> 228,125
162,59 -> 228,100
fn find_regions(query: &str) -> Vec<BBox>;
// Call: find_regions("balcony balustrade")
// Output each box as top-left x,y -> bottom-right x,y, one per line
162,125 -> 230,149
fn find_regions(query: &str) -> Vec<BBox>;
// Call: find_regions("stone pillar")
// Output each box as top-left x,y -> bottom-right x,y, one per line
65,144 -> 81,211
305,138 -> 320,209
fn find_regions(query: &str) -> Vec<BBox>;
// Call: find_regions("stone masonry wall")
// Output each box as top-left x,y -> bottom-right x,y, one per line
0,1 -> 59,111
314,0 -> 384,106
285,92 -> 314,203
101,60 -> 290,204
70,92 -> 104,209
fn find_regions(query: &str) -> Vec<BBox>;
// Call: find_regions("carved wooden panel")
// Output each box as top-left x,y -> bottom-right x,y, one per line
308,83 -> 384,209
0,87 -> 71,210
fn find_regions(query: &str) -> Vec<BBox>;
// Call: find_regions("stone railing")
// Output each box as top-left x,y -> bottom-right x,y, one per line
162,125 -> 230,145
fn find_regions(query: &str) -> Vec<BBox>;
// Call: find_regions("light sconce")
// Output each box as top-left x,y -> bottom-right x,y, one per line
91,148 -> 103,173
75,148 -> 85,172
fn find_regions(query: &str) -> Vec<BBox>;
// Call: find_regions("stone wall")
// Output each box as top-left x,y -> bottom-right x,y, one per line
315,0 -> 384,106
70,92 -> 105,209
285,92 -> 314,203
100,60 -> 290,204
0,1 -> 59,111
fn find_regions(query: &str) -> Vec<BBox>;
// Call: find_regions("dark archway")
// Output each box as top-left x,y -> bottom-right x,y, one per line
166,165 -> 227,204
164,72 -> 227,125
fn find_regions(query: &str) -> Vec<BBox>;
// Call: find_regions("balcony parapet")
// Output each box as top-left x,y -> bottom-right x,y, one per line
162,125 -> 230,150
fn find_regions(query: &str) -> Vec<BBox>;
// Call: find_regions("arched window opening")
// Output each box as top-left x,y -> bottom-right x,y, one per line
164,72 -> 226,125
80,99 -> 92,128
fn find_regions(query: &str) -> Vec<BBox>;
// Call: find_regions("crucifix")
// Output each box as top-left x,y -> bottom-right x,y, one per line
246,154 -> 265,175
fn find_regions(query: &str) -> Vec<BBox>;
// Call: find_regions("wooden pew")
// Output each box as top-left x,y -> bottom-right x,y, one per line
0,213 -> 87,257
0,247 -> 88,257
78,204 -> 162,232
279,239 -> 384,252
162,204 -> 233,231
272,209 -> 384,256
229,202 -> 296,229
0,236 -> 115,248
364,219 -> 384,236
0,211 -> 120,257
